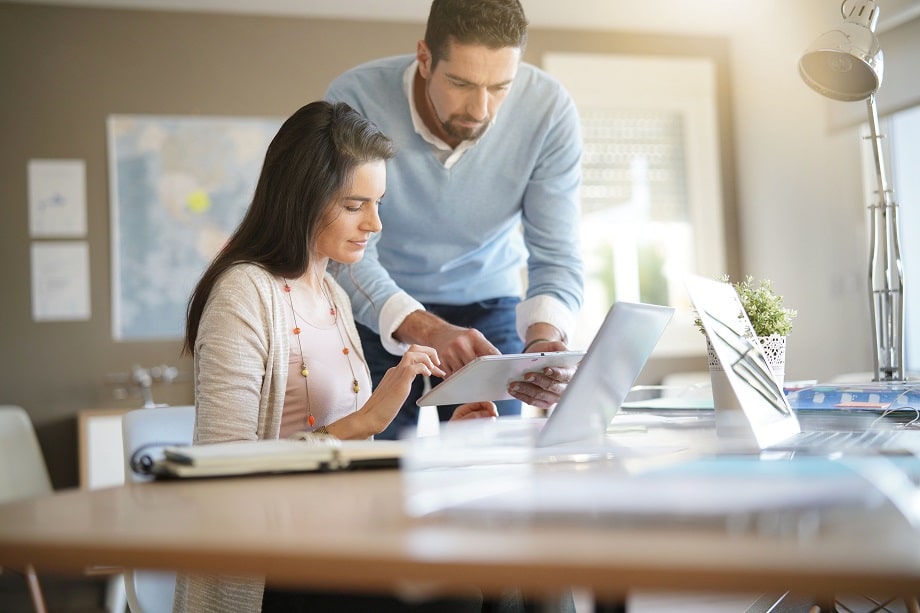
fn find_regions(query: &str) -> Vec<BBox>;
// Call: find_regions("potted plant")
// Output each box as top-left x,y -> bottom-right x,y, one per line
695,274 -> 797,388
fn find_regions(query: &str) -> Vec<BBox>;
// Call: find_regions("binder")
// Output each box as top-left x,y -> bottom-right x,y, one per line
152,437 -> 403,478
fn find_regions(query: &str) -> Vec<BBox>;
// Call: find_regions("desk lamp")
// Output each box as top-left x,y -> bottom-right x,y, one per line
799,0 -> 905,382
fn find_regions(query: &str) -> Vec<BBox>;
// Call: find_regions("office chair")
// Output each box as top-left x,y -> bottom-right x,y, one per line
121,405 -> 195,613
0,405 -> 52,613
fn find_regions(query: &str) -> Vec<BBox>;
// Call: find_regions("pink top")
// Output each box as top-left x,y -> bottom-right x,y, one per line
280,314 -> 372,439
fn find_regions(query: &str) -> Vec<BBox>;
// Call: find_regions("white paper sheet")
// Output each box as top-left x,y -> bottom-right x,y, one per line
28,159 -> 87,237
30,241 -> 91,321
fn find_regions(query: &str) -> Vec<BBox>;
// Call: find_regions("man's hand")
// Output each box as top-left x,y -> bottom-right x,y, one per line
513,328 -> 573,409
394,312 -> 576,407
394,311 -> 499,376
507,366 -> 574,409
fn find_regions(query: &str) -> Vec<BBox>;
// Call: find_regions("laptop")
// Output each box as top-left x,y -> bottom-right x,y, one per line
418,301 -> 674,447
403,301 -> 676,518
535,301 -> 675,447
685,275 -> 920,455
421,301 -> 674,453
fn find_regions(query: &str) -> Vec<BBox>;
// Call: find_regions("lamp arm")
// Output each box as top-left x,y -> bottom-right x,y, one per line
866,94 -> 891,199
865,93 -> 905,381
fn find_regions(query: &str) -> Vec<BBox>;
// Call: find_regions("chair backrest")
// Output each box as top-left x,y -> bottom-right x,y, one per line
122,405 -> 196,483
0,405 -> 53,504
121,405 -> 195,613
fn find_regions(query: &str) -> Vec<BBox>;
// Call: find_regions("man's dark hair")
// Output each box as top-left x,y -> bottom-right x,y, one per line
424,0 -> 528,69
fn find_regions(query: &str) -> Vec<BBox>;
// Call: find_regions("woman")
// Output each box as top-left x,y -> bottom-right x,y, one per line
175,101 -> 494,612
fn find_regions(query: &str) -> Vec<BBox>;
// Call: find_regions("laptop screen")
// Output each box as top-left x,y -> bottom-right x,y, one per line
685,275 -> 801,449
536,301 -> 674,447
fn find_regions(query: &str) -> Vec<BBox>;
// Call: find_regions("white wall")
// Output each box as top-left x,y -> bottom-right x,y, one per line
535,0 -> 891,380
567,0 -> 911,381
720,1 -> 873,381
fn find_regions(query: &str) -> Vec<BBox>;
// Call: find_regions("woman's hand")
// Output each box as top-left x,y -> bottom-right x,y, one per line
449,401 -> 498,421
358,344 -> 445,435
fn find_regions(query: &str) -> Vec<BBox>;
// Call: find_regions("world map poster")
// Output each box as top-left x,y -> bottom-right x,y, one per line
107,114 -> 282,340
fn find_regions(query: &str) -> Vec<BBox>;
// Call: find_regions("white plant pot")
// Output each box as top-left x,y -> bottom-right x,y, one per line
707,335 -> 787,435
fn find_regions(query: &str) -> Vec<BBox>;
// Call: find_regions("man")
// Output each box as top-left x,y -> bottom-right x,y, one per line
325,0 -> 584,440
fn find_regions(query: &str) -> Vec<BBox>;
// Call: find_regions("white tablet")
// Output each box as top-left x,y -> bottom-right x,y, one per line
415,351 -> 586,407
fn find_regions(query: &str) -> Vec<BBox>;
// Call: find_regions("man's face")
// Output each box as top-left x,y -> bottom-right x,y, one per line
417,39 -> 521,146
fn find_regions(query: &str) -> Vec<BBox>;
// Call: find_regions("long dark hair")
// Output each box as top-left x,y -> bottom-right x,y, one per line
183,101 -> 394,355
424,0 -> 528,70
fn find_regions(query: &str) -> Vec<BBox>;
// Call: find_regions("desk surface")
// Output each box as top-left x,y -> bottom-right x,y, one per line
2,446 -> 920,600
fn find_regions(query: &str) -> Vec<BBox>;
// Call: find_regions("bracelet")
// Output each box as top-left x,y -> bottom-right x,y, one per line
522,338 -> 552,353
313,426 -> 329,435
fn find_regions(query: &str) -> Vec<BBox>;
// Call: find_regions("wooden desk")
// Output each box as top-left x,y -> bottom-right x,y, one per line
1,462 -> 919,602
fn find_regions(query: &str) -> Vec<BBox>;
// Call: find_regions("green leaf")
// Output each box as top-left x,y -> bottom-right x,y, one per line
694,274 -> 796,337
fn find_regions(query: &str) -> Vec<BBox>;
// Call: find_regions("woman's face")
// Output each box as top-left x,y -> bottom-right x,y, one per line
315,159 -> 386,265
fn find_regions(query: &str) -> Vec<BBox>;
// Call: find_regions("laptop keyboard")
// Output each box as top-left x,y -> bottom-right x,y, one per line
771,429 -> 907,453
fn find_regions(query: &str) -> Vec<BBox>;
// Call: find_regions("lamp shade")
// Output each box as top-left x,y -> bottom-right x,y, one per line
799,4 -> 884,101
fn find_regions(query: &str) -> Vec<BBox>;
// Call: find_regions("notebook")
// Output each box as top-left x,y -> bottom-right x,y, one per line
685,275 -> 920,455
152,436 -> 404,478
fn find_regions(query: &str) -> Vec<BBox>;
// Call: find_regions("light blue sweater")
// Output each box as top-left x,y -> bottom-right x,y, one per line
325,54 -> 583,332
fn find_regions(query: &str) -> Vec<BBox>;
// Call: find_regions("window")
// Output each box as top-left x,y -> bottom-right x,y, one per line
865,105 -> 920,373
544,53 -> 727,354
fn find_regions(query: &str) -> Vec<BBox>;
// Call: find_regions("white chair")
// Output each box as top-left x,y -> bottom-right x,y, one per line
121,405 -> 195,613
0,405 -> 52,613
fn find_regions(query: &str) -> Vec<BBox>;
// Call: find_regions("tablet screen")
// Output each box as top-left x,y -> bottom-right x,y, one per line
416,351 -> 586,406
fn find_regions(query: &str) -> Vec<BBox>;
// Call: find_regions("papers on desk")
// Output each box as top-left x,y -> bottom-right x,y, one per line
404,454 -> 894,531
153,438 -> 403,478
620,397 -> 715,411
402,419 -> 918,531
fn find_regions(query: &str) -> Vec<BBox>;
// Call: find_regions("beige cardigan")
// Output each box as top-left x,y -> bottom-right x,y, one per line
172,263 -> 369,613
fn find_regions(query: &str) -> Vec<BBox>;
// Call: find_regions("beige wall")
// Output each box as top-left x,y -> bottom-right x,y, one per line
0,3 -> 732,487
0,4 -> 423,488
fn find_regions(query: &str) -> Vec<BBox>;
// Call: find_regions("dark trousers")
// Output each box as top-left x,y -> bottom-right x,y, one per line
262,588 -> 481,613
358,297 -> 523,441
262,587 -> 592,613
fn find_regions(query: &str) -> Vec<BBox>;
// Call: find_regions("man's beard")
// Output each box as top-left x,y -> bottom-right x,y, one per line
427,85 -> 489,142
440,115 -> 489,142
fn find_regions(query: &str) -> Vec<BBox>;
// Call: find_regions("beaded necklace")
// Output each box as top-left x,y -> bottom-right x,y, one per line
284,278 -> 360,430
